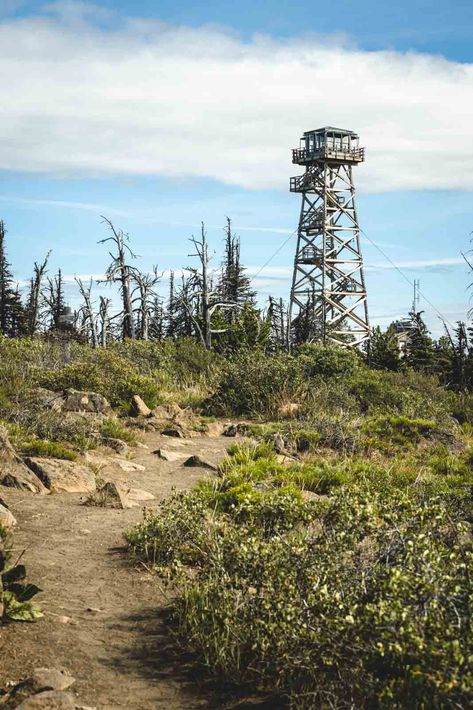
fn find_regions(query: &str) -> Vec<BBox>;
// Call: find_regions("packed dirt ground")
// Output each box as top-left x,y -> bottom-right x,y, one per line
0,429 -> 232,709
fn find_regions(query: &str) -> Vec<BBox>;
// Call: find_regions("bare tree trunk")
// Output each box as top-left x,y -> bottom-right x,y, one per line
75,278 -> 98,348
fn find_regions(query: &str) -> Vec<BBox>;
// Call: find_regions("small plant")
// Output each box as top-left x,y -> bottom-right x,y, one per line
101,418 -> 138,446
1,530 -> 43,623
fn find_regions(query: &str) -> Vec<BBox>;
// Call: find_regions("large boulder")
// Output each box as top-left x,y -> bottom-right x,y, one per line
24,458 -> 96,494
0,425 -> 49,494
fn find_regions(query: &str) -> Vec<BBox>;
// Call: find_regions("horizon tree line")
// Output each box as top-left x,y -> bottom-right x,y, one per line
1,215 -> 473,390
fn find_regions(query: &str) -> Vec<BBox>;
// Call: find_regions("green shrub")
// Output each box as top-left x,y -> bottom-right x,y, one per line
297,342 -> 361,377
127,475 -> 473,708
362,414 -> 436,450
19,439 -> 77,460
101,418 -> 138,446
37,355 -> 161,411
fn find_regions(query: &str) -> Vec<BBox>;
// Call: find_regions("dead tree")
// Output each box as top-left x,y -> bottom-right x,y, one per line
43,268 -> 66,330
182,223 -> 239,349
131,267 -> 162,340
268,296 -> 290,352
25,252 -> 51,335
75,278 -> 98,348
98,296 -> 112,348
98,217 -> 137,340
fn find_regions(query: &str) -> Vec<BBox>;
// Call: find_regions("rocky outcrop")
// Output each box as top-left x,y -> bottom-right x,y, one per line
24,458 -> 96,494
29,388 -> 113,416
0,425 -> 49,495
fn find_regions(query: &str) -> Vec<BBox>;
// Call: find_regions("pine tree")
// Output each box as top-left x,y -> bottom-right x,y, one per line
369,325 -> 401,371
218,217 -> 256,317
406,311 -> 437,372
0,220 -> 25,337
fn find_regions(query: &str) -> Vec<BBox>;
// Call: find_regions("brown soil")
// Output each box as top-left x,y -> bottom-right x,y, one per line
0,431 -> 232,709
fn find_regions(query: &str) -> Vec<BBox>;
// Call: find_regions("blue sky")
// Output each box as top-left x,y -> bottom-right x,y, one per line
0,0 -> 472,334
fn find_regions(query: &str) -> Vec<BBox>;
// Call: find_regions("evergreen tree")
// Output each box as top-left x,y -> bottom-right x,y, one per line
166,271 -> 178,338
369,325 -> 401,371
218,217 -> 256,318
406,311 -> 438,373
0,220 -> 25,336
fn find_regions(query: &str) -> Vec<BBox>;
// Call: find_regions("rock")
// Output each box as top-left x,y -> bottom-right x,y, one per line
278,402 -> 300,418
116,459 -> 145,472
16,690 -> 76,709
127,487 -> 154,501
7,669 -> 75,708
152,403 -> 183,421
62,389 -> 112,415
203,421 -> 226,437
152,448 -> 187,462
103,438 -> 128,455
0,425 -> 49,495
24,458 -> 96,494
130,395 -> 152,418
162,426 -> 188,439
85,481 -> 138,509
28,668 -> 76,694
0,501 -> 16,529
223,422 -> 250,437
183,455 -> 218,471
86,481 -> 154,509
28,388 -> 64,412
1,468 -> 49,495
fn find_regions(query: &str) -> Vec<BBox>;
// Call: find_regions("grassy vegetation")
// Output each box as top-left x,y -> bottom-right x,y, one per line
127,442 -> 473,708
1,335 -> 473,704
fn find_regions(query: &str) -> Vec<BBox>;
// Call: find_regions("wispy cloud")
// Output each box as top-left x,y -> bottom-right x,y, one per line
367,256 -> 465,273
0,5 -> 472,192
0,195 -> 129,216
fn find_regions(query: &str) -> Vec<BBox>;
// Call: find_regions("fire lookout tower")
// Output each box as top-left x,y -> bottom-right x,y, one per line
289,127 -> 370,348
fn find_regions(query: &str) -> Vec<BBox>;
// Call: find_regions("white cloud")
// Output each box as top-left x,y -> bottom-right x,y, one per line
0,5 -> 472,191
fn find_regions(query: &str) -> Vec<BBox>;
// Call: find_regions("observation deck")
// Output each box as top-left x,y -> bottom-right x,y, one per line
292,126 -> 365,166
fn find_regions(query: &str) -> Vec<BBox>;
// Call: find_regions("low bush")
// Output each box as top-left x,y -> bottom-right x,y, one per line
127,451 -> 473,708
101,418 -> 139,446
19,439 -> 77,460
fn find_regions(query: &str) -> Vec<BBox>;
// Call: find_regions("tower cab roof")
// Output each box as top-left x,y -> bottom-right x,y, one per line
303,127 -> 359,138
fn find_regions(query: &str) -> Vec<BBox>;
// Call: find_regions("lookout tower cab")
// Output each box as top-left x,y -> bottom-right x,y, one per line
292,127 -> 365,167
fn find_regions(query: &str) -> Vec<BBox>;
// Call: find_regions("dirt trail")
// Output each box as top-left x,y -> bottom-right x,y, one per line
0,431 -> 230,709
